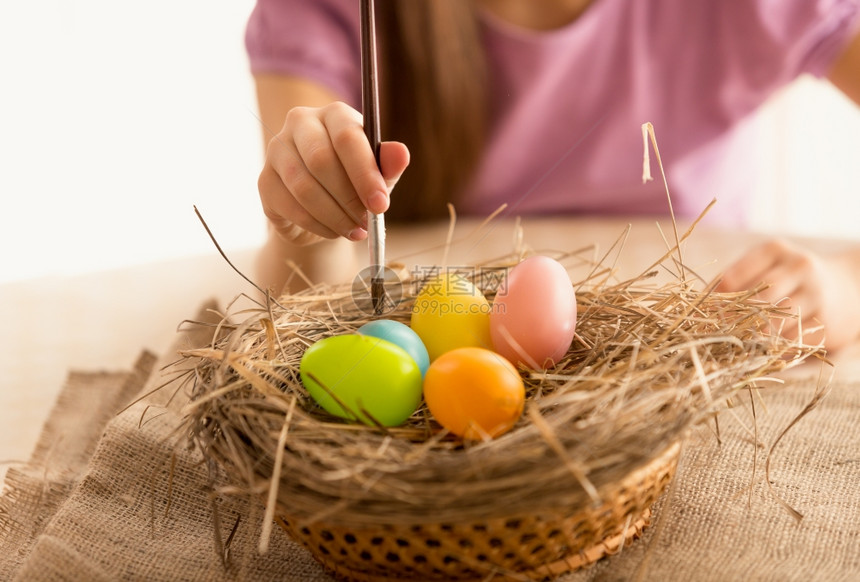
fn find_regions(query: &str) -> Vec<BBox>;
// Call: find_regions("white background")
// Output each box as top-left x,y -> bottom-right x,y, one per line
0,1 -> 264,284
1,2 -> 859,285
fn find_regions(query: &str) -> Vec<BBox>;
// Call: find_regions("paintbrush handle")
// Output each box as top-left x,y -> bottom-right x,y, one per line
360,0 -> 386,313
360,0 -> 381,167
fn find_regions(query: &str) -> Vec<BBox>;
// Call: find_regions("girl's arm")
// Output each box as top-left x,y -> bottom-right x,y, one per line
827,25 -> 860,104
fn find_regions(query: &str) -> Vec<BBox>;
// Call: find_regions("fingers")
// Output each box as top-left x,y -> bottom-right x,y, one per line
261,151 -> 363,245
717,239 -> 784,293
717,239 -> 825,341
718,240 -> 802,299
380,141 -> 410,190
322,103 -> 392,215
293,106 -> 371,226
257,164 -> 334,241
258,102 -> 411,245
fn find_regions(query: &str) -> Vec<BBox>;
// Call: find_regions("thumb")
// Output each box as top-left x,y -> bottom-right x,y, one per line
379,141 -> 410,190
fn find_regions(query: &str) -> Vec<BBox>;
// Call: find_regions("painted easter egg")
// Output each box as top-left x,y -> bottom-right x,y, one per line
358,319 -> 430,377
423,347 -> 525,440
490,256 -> 577,369
300,334 -> 422,427
410,272 -> 493,361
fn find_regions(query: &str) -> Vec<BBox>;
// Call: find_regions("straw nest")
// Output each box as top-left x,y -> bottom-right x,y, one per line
176,224 -> 824,579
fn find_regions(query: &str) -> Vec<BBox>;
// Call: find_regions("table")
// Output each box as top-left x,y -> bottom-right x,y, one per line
4,216 -> 860,481
1,217 -> 858,581
0,250 -> 259,480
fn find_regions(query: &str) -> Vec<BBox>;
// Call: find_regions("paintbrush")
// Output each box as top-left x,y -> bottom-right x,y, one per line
360,0 -> 386,315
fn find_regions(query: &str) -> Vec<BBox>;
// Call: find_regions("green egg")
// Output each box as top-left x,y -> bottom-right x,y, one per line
299,334 -> 423,427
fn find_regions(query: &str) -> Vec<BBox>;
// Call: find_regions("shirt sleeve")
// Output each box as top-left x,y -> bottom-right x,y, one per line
747,0 -> 860,78
710,0 -> 860,116
244,0 -> 361,107
642,0 -> 860,119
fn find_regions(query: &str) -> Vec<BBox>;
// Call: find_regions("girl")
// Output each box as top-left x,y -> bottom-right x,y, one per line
246,0 -> 860,349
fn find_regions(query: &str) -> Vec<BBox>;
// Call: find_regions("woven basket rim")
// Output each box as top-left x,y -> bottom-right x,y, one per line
277,441 -> 682,527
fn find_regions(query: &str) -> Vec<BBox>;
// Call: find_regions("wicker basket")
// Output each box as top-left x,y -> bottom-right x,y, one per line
274,442 -> 680,581
181,249 -> 818,581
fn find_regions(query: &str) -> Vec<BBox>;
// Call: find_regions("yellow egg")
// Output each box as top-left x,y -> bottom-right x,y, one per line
410,272 -> 493,361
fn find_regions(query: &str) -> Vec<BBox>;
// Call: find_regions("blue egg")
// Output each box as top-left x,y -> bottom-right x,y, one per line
358,319 -> 431,377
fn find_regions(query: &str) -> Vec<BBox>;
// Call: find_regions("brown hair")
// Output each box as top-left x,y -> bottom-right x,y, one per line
377,1 -> 488,222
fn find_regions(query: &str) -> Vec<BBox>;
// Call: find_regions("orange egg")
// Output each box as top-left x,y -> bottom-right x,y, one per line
423,347 -> 525,440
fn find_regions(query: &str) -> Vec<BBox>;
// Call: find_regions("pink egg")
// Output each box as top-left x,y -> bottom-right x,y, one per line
490,256 -> 577,369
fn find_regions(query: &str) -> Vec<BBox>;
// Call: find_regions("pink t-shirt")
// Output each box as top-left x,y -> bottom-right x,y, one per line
245,0 -> 860,226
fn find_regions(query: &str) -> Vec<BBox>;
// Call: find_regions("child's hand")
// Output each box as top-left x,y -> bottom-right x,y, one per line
257,101 -> 410,245
716,238 -> 860,350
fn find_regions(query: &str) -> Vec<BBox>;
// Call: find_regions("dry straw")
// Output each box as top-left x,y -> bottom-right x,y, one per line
172,128 -> 827,580
172,213 -> 825,580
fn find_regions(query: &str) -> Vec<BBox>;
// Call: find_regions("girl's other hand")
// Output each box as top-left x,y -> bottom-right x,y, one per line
716,238 -> 860,351
257,101 -> 410,245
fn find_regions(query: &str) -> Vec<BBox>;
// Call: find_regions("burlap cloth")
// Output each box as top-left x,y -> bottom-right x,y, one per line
1,302 -> 858,582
